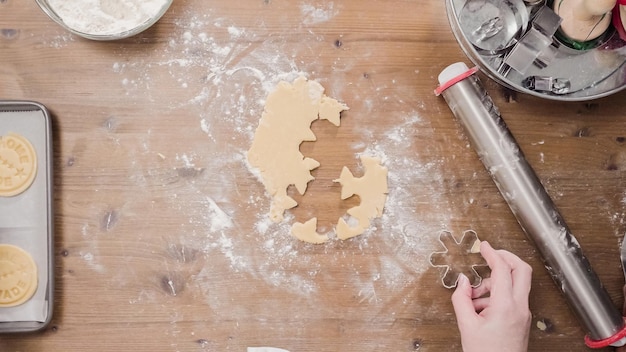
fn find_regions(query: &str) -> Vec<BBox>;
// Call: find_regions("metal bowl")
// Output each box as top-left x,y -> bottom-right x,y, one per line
35,0 -> 173,41
446,0 -> 626,101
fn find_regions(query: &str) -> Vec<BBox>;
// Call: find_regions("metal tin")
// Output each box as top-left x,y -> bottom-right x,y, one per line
446,0 -> 626,101
0,101 -> 54,332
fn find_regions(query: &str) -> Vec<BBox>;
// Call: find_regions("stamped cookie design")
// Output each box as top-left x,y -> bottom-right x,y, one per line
0,133 -> 37,197
0,244 -> 38,307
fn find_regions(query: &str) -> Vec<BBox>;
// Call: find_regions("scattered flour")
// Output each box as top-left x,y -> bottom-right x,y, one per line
98,6 -> 450,301
41,31 -> 75,48
608,191 -> 626,237
300,2 -> 339,25
79,224 -> 106,273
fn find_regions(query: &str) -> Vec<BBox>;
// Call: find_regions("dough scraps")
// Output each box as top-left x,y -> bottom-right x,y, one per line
0,244 -> 38,307
291,218 -> 329,244
292,156 -> 389,243
334,156 -> 388,240
0,133 -> 37,197
247,76 -> 348,223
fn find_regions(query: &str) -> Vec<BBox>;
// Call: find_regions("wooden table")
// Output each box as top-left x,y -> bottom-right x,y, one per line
2,0 -> 626,351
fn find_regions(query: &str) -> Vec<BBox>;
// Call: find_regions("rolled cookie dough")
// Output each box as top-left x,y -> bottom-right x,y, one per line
247,76 -> 348,223
334,156 -> 388,240
292,155 -> 388,243
291,218 -> 328,244
248,77 -> 388,244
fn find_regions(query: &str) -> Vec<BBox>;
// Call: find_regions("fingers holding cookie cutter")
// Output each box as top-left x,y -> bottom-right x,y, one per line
429,230 -> 488,289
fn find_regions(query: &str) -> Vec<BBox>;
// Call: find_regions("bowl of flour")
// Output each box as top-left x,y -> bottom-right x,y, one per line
36,0 -> 173,40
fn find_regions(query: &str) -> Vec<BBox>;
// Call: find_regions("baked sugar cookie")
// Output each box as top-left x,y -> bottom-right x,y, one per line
0,244 -> 38,307
0,133 -> 37,197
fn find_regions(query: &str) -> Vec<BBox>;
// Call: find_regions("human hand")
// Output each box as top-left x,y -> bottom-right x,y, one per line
451,241 -> 532,352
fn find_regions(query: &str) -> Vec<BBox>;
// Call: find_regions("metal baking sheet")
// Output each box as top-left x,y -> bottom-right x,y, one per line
0,101 -> 54,332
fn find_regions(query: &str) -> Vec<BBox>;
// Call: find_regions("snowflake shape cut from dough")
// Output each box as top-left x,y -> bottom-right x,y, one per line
247,76 -> 388,244
429,230 -> 487,289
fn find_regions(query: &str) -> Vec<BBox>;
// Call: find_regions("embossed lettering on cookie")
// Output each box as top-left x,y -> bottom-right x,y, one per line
0,133 -> 38,197
0,244 -> 38,308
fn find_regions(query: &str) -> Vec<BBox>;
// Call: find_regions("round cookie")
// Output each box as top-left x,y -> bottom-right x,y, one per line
0,133 -> 37,197
0,244 -> 38,307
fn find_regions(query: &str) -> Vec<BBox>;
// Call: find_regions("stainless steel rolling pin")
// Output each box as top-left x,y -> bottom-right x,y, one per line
435,62 -> 626,348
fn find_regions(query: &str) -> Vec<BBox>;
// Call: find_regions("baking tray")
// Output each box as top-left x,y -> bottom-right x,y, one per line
0,101 -> 54,332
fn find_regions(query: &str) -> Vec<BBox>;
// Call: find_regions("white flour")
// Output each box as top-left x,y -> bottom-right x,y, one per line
46,0 -> 169,35
300,2 -> 339,25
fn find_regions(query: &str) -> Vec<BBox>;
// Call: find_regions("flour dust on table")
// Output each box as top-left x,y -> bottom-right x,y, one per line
47,3 -> 458,339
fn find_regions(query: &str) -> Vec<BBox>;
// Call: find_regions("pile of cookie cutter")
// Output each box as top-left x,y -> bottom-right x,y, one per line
446,0 -> 626,101
429,230 -> 488,289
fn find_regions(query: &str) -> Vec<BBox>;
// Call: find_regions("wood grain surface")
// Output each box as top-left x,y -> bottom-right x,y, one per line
2,0 -> 626,351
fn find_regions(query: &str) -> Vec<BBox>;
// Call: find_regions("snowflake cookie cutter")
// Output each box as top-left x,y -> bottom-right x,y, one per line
429,230 -> 488,289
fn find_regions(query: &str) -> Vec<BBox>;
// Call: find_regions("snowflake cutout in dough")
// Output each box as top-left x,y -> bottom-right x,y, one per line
247,76 -> 348,224
429,230 -> 487,289
290,155 -> 388,244
248,76 -> 388,244
334,155 -> 388,240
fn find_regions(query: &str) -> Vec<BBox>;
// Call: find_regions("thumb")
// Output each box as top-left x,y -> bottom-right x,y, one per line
451,274 -> 477,326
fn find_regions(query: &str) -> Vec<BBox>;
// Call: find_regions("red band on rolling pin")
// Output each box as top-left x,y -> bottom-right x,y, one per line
584,317 -> 626,349
433,66 -> 479,96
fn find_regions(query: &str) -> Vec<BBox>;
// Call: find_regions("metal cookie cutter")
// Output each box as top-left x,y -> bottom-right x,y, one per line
429,230 -> 488,289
